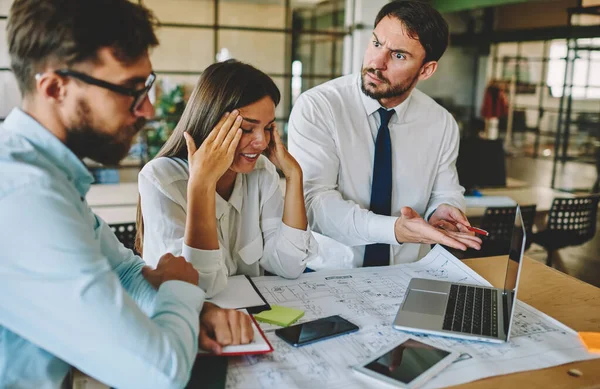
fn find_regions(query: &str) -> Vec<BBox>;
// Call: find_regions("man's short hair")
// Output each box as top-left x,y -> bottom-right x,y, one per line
7,0 -> 159,95
374,1 -> 449,63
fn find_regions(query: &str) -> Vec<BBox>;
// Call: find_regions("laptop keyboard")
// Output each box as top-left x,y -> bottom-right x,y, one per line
442,284 -> 498,337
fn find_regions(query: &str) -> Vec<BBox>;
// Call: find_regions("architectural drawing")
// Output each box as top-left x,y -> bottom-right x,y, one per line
225,246 -> 597,389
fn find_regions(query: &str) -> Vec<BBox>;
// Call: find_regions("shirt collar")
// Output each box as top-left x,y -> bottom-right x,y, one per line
215,173 -> 244,219
356,73 -> 413,123
3,108 -> 94,196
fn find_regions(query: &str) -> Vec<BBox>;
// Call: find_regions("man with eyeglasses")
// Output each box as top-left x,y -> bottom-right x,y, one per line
0,1 -> 253,388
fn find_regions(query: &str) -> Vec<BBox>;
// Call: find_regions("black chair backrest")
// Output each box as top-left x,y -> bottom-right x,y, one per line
110,222 -> 138,254
546,196 -> 599,246
479,204 -> 536,256
457,138 -> 506,192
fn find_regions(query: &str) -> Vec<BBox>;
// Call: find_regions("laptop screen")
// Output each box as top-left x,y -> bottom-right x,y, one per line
501,205 -> 526,336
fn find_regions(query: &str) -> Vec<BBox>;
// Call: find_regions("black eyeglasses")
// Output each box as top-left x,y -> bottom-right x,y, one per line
54,69 -> 156,113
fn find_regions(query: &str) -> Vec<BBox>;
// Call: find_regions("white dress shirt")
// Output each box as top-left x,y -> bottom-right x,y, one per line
139,155 -> 318,296
288,73 -> 465,269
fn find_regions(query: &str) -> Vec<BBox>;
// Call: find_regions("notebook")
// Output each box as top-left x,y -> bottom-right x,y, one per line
198,312 -> 273,356
207,275 -> 270,314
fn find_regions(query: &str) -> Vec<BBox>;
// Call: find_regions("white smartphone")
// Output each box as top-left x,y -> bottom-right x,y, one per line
352,337 -> 459,389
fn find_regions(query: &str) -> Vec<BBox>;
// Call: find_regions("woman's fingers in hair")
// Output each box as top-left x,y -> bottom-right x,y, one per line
224,115 -> 243,144
272,124 -> 283,146
227,128 -> 243,156
183,132 -> 197,157
214,110 -> 240,146
205,112 -> 230,144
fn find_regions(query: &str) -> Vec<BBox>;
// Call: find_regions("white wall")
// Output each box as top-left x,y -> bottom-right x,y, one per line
418,46 -> 479,111
0,0 -> 291,118
343,0 -> 388,74
146,0 -> 288,115
0,1 -> 20,117
0,0 -> 11,14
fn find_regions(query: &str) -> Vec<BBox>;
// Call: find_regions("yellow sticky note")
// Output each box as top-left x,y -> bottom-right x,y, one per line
578,332 -> 600,353
254,305 -> 304,327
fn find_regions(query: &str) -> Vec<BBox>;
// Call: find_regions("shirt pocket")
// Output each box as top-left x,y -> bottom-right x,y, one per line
237,235 -> 264,265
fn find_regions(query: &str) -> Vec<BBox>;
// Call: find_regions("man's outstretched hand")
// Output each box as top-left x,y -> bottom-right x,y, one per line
394,206 -> 481,251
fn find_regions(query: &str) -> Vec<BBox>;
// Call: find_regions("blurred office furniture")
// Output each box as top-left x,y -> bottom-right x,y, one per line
93,206 -> 137,225
464,205 -> 536,258
531,195 -> 599,267
510,110 -> 533,148
86,183 -> 139,207
593,143 -> 600,193
109,222 -> 138,254
465,187 -> 573,228
90,168 -> 120,184
457,138 -> 507,193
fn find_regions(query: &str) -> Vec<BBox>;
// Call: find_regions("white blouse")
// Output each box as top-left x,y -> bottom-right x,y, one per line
138,155 -> 318,296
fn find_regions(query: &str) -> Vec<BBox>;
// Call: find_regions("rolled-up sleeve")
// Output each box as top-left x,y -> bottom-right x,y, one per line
182,243 -> 228,297
259,184 -> 317,278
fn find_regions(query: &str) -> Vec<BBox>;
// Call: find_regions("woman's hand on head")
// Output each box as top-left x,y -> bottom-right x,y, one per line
184,110 -> 243,186
265,124 -> 301,179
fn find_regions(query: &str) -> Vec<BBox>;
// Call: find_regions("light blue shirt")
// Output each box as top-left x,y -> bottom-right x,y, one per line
0,108 -> 206,389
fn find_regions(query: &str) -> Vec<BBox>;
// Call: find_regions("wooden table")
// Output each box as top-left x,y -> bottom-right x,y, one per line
453,256 -> 600,388
73,255 -> 600,388
86,182 -> 139,207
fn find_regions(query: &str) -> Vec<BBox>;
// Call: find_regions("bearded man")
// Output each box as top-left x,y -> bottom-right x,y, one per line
0,1 -> 252,388
288,0 -> 482,270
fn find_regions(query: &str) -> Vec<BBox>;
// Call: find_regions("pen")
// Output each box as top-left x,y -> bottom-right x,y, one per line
436,222 -> 489,236
465,226 -> 489,236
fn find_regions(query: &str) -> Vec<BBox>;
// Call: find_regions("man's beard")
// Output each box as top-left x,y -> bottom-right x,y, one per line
360,67 -> 420,101
65,99 -> 145,166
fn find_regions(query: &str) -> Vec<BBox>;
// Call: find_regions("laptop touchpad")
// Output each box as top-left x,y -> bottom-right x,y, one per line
403,290 -> 447,315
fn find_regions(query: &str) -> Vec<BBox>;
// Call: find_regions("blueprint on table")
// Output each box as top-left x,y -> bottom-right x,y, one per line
225,245 -> 597,389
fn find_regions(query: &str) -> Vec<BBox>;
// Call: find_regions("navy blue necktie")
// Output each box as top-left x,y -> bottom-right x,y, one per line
363,108 -> 394,267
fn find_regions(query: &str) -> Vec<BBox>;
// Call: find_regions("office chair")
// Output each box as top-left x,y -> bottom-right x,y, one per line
109,222 -> 138,254
531,195 -> 599,267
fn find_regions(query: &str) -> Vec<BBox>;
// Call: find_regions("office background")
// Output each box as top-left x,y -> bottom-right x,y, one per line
1,0 -> 599,286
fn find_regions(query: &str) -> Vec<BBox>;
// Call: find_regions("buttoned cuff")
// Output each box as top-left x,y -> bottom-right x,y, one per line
426,207 -> 438,222
182,242 -> 223,272
367,214 -> 401,245
280,223 -> 313,250
426,199 -> 466,223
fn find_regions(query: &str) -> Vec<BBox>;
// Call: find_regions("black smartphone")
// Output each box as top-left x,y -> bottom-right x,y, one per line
275,315 -> 359,347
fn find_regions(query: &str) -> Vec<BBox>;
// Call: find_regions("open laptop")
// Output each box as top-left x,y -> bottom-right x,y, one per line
393,205 -> 526,343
